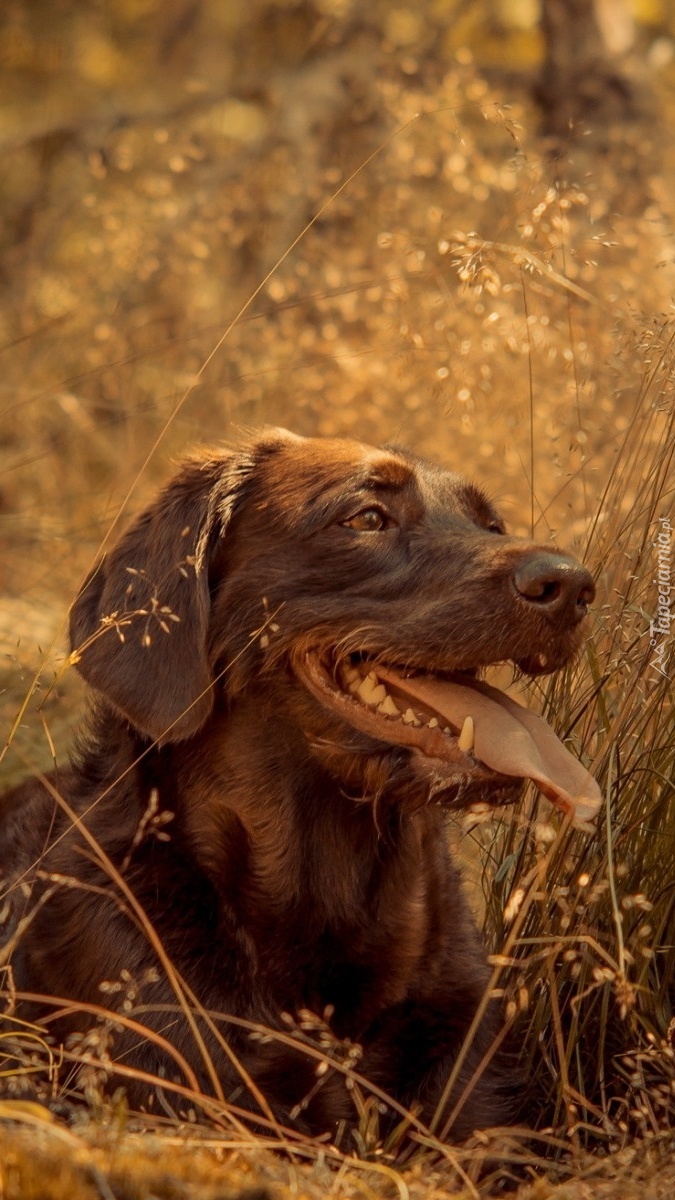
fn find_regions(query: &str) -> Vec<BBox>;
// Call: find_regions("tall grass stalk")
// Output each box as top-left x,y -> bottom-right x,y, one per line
481,329 -> 675,1149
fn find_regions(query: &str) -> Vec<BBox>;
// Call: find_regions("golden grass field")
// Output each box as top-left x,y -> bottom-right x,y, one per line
1,2 -> 675,1196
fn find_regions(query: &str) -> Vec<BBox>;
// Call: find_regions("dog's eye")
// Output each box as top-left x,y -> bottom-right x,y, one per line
487,519 -> 506,535
342,508 -> 392,532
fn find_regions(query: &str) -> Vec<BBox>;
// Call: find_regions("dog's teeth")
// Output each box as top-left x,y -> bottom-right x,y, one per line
427,717 -> 439,728
343,665 -> 360,685
378,695 -> 400,716
402,707 -> 421,726
357,676 -> 387,706
458,715 -> 475,753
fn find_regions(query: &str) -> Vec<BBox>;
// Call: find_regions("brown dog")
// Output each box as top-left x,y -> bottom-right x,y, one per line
0,430 -> 599,1139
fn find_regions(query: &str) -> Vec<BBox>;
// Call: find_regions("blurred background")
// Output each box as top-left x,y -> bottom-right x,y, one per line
2,0 -> 675,778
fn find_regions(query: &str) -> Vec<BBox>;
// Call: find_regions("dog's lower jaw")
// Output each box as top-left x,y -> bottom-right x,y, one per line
266,679 -> 518,816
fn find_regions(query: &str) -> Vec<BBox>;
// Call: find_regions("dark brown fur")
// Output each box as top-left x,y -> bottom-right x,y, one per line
0,430 -> 594,1139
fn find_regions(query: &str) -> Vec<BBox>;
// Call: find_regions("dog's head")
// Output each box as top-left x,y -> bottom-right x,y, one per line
70,429 -> 600,822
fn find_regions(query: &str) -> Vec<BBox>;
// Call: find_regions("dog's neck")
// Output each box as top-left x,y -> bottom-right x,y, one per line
177,695 -> 436,925
77,694 -> 469,1029
171,695 -> 451,1023
82,690 -> 444,931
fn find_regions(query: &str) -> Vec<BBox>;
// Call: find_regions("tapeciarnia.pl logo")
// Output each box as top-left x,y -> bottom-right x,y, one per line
650,516 -> 672,680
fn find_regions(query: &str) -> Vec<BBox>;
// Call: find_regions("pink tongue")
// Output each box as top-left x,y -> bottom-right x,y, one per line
376,670 -> 601,826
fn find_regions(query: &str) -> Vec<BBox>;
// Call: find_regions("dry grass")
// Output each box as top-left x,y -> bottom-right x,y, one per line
2,2 -> 675,1195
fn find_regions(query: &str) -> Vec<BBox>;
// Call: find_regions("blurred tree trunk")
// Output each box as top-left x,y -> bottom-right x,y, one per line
538,0 -> 640,138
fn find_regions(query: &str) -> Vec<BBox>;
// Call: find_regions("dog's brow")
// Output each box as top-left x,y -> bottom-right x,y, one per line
292,458 -> 414,532
364,459 -> 413,490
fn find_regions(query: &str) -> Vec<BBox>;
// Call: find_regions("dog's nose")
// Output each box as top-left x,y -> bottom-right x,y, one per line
513,553 -> 595,623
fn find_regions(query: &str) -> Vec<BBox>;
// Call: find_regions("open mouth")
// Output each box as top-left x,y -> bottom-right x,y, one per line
297,652 -> 601,828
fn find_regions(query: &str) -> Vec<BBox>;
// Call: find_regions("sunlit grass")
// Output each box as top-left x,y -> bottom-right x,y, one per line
474,335 -> 675,1155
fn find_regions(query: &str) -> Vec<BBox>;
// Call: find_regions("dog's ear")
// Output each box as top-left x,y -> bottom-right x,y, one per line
69,452 -> 254,742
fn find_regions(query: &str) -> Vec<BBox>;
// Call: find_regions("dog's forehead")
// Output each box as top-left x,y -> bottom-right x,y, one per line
248,435 -> 495,525
262,435 -> 414,492
379,447 -> 489,519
